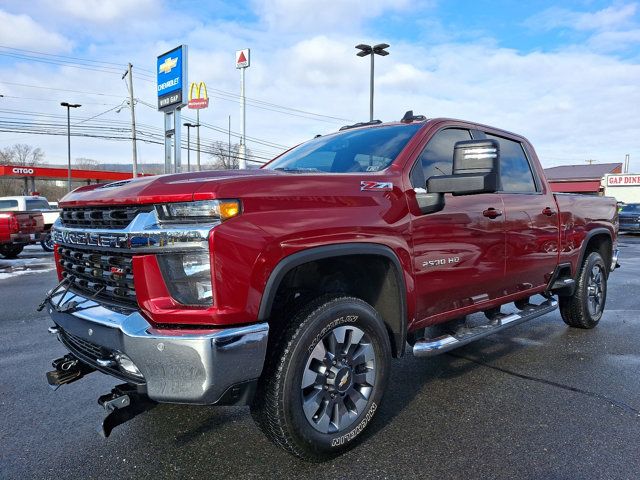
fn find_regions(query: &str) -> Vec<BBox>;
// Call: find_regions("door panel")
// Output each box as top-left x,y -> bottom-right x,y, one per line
502,193 -> 559,293
411,194 -> 505,323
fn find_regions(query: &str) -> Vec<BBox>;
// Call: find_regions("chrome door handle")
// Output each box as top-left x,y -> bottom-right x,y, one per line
483,208 -> 503,219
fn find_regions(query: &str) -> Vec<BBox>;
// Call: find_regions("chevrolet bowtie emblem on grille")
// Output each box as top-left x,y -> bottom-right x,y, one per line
159,56 -> 178,74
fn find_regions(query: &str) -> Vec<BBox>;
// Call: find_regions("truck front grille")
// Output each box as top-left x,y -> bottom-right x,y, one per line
57,246 -> 136,309
60,205 -> 153,230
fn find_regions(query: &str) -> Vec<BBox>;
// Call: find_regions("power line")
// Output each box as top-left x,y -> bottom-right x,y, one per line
0,45 -> 154,73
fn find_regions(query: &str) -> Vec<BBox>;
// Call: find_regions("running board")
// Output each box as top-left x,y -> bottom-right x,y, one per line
413,298 -> 558,357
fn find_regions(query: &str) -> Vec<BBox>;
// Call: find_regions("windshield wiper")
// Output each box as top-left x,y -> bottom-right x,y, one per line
273,167 -> 321,173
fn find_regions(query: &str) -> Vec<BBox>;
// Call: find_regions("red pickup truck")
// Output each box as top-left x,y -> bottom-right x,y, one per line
43,115 -> 618,460
0,211 -> 44,258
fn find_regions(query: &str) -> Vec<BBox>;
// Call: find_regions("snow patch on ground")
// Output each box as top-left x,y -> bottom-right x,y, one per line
0,249 -> 55,280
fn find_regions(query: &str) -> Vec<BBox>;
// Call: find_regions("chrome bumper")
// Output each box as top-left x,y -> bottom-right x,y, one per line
46,291 -> 268,405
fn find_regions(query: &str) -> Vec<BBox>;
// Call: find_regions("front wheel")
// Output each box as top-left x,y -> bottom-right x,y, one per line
559,251 -> 607,329
41,233 -> 54,252
251,296 -> 391,461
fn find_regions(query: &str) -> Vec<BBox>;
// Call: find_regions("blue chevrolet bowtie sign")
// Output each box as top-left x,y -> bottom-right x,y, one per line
157,45 -> 188,111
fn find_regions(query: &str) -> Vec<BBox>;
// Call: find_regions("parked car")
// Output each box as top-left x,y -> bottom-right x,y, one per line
619,203 -> 640,232
42,114 -> 619,460
0,210 -> 44,258
0,196 -> 60,251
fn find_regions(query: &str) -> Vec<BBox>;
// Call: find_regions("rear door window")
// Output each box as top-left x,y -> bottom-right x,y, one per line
0,199 -> 18,210
26,199 -> 51,210
486,134 -> 537,193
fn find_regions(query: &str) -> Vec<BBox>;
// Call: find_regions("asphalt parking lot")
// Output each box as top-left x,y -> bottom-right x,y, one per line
1,239 -> 639,480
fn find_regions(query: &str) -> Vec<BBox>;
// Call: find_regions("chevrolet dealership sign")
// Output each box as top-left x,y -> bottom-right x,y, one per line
157,45 -> 188,111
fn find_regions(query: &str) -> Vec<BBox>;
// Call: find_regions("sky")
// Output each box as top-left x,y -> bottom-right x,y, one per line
0,0 -> 639,171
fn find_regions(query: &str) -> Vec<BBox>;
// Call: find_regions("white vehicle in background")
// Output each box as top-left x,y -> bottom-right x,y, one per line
0,195 -> 60,251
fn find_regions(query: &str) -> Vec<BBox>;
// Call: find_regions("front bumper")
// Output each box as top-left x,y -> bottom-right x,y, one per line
619,223 -> 640,232
46,290 -> 268,405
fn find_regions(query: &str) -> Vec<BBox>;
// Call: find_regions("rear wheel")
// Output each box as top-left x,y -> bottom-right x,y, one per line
559,251 -> 607,329
251,295 -> 391,461
0,244 -> 24,259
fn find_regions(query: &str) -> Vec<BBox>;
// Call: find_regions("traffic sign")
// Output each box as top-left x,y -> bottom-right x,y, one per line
236,48 -> 250,69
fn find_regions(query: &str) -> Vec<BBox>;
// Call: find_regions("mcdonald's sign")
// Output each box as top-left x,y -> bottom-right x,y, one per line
188,81 -> 209,109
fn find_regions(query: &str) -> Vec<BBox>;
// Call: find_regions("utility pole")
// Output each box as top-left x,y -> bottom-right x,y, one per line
183,122 -> 199,172
228,115 -> 231,168
196,110 -> 201,171
239,66 -> 246,169
123,63 -> 138,177
236,49 -> 250,169
355,43 -> 390,121
60,102 -> 81,192
586,159 -> 596,165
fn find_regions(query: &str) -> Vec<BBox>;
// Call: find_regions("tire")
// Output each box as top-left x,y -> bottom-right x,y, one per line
41,233 -> 54,252
559,251 -> 607,329
0,244 -> 24,259
251,295 -> 391,461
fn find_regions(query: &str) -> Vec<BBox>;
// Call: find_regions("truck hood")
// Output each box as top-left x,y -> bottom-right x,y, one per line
59,169 -> 283,207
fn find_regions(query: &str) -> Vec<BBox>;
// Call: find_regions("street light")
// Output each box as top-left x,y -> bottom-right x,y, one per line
355,43 -> 389,121
60,102 -> 81,192
183,122 -> 200,172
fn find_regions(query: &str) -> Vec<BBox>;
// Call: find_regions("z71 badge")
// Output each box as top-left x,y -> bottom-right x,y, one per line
360,181 -> 393,191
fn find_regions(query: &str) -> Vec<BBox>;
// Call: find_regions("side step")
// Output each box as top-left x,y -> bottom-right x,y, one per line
413,298 -> 558,357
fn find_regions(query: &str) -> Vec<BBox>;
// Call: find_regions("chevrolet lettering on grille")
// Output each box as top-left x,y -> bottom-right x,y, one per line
54,230 -> 130,249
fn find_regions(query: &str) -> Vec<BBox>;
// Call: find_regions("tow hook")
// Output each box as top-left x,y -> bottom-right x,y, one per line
46,354 -> 95,388
98,384 -> 157,438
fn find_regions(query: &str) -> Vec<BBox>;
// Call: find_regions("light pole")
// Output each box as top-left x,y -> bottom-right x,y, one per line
355,43 -> 389,121
60,102 -> 81,192
183,122 -> 199,172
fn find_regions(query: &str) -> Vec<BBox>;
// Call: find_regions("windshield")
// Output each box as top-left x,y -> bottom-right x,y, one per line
621,204 -> 640,213
265,124 -> 421,173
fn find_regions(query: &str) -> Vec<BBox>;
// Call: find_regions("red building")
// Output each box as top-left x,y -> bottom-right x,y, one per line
544,163 -> 622,195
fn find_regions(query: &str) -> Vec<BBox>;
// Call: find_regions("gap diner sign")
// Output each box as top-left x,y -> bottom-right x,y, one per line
607,174 -> 640,186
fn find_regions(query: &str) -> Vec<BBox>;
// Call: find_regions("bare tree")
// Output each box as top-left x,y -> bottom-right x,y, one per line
4,144 -> 45,166
204,141 -> 258,170
74,157 -> 100,169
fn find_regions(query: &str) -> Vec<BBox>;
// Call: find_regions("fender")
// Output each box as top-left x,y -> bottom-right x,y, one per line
575,227 -> 613,276
257,243 -> 408,357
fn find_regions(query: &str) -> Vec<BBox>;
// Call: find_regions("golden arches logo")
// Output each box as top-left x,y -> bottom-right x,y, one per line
188,82 -> 209,109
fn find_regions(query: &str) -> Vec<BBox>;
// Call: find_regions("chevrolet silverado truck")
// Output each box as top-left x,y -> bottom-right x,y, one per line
42,114 -> 619,460
0,195 -> 61,251
0,210 -> 44,258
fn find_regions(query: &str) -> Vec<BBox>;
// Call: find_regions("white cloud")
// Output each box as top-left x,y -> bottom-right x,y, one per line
0,2 -> 639,172
0,9 -> 71,52
251,0 -> 416,32
47,0 -> 159,23
526,3 -> 638,32
524,3 -> 640,53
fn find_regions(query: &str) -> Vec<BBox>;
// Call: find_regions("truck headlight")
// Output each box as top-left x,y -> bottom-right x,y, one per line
156,200 -> 240,223
157,252 -> 213,306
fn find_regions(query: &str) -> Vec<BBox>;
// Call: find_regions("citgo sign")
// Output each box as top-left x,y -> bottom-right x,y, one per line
12,167 -> 35,175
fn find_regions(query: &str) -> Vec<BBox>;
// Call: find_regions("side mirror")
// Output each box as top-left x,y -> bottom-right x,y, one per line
427,139 -> 500,196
